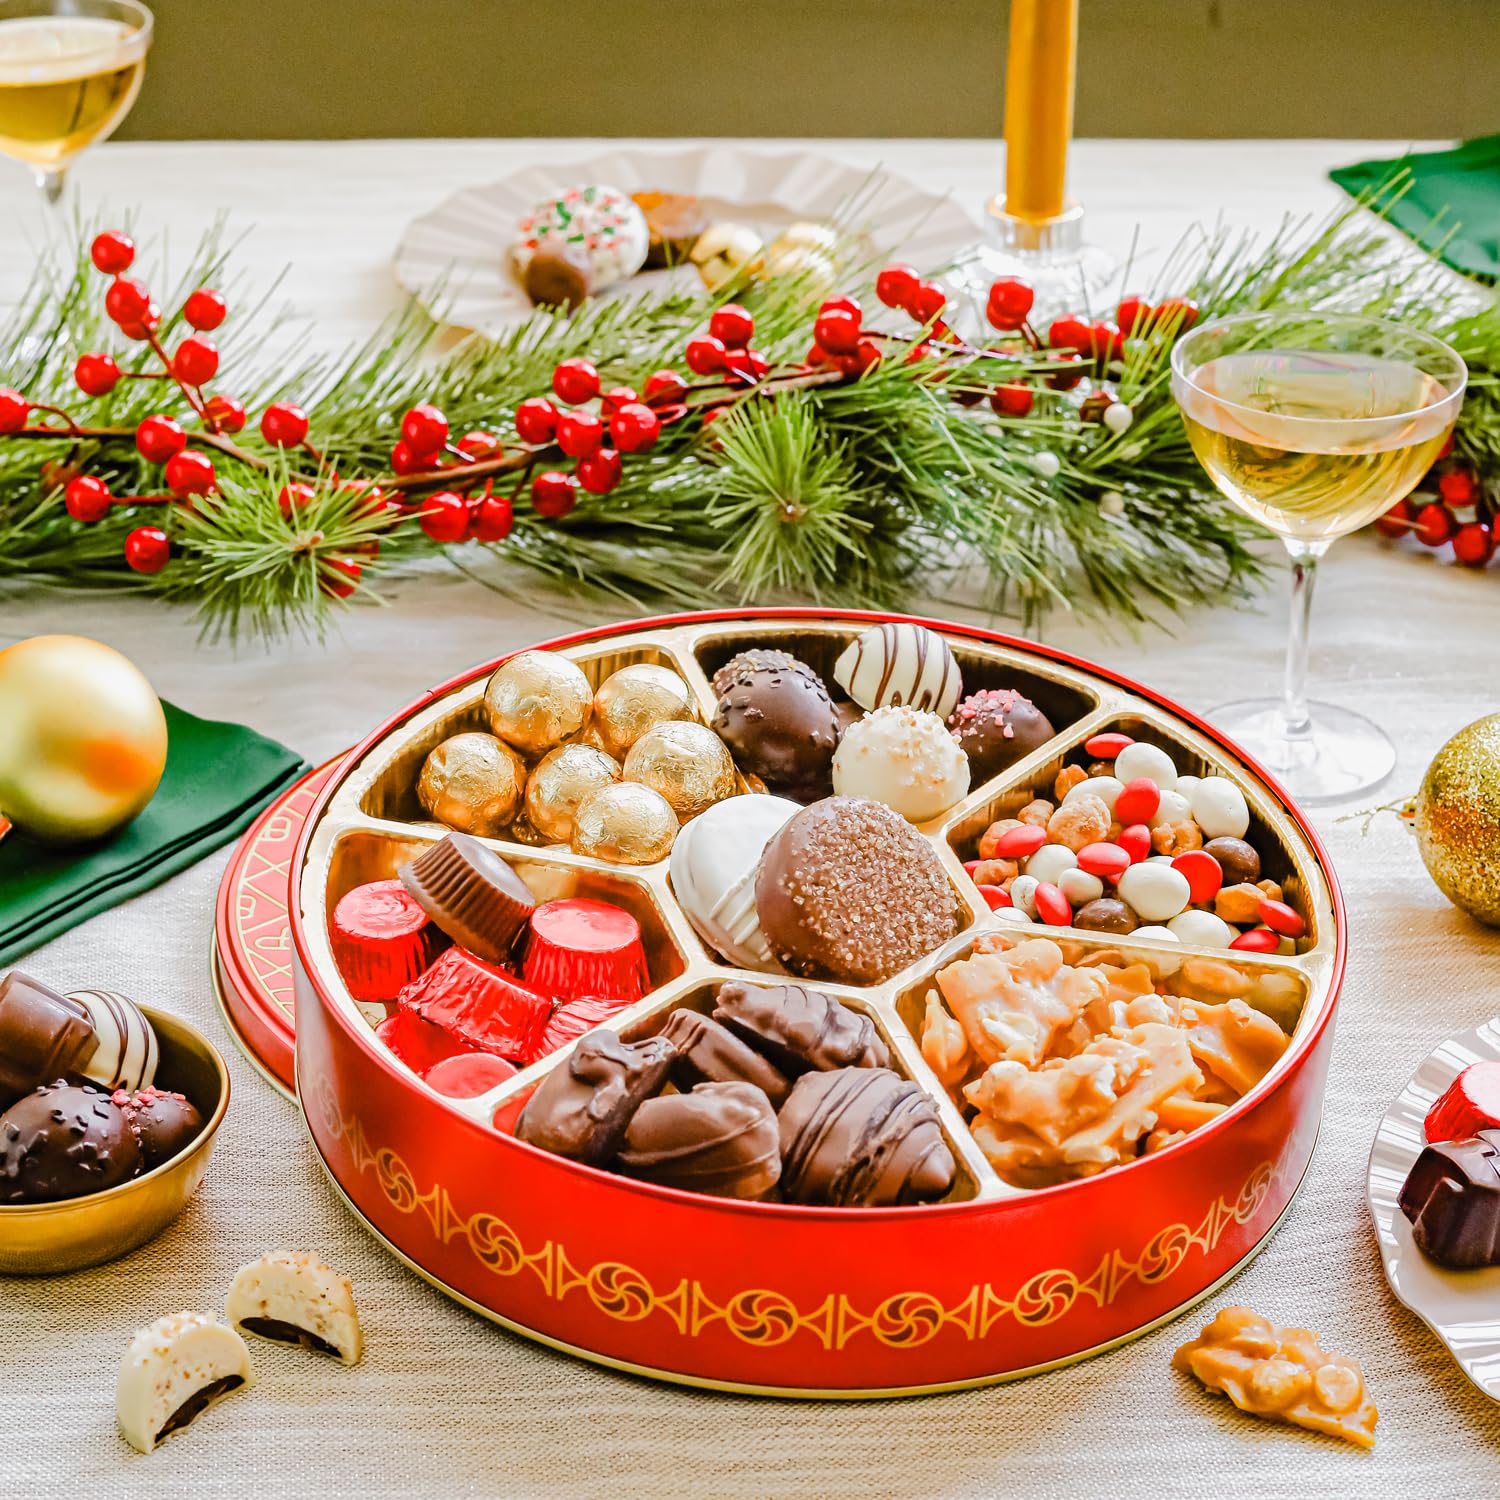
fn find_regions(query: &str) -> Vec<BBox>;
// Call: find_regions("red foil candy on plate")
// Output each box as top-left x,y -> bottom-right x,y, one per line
397,947 -> 553,1060
1425,1061 -> 1500,1143
375,1008 -> 476,1075
521,898 -> 648,1007
331,879 -> 448,1002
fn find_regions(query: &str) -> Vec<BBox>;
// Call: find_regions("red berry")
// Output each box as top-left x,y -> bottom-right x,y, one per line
577,447 -> 623,494
531,470 -> 578,519
908,281 -> 946,323
1438,470 -> 1478,508
985,277 -> 1035,331
556,408 -> 604,458
1229,927 -> 1279,954
610,402 -> 660,454
1033,882 -> 1071,927
726,348 -> 770,385
172,336 -> 219,386
74,352 -> 120,396
471,491 -> 514,542
1114,777 -> 1161,826
104,276 -> 151,327
1258,898 -> 1306,938
1045,351 -> 1085,390
1047,315 -> 1093,353
838,340 -> 881,377
1076,842 -> 1131,881
643,369 -> 687,405
813,307 -> 860,356
804,343 -> 837,369
457,429 -> 500,459
1413,501 -> 1455,547
1452,521 -> 1495,568
183,288 -> 227,331
0,387 -> 29,432
709,303 -> 754,349
419,490 -> 470,543
1090,321 -> 1124,361
1154,298 -> 1200,334
1084,732 -> 1134,759
278,481 -> 315,516
1172,850 -> 1224,905
1115,295 -> 1152,337
989,383 -> 1033,417
39,459 -> 80,494
1116,824 -> 1152,864
124,525 -> 170,573
64,474 -> 111,522
118,304 -> 161,342
976,884 -> 1013,910
389,440 -> 427,476
601,385 -> 639,413
551,357 -> 599,405
875,263 -> 920,311
514,397 -> 558,444
1373,498 -> 1413,539
821,295 -> 861,318
992,823 -> 1047,859
685,335 -> 727,375
652,402 -> 689,426
90,230 -> 135,275
135,414 -> 185,463
164,448 -> 216,497
401,402 -> 449,456
320,556 -> 361,599
260,401 -> 309,447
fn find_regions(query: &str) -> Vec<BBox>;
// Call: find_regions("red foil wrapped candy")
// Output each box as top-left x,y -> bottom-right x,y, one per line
521,898 -> 648,1007
331,879 -> 448,1002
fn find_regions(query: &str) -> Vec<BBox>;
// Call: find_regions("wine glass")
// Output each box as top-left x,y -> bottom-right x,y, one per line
1171,311 -> 1466,803
0,0 -> 151,206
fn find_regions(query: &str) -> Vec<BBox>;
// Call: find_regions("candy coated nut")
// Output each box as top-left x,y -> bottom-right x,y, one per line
1114,777 -> 1161,826
1076,842 -> 1130,880
1017,798 -> 1054,827
1113,741 -> 1178,790
1215,882 -> 1265,925
1150,820 -> 1203,856
971,858 -> 1017,885
1065,775 -> 1122,811
1009,874 -> 1039,917
1024,843 -> 1078,885
1132,924 -> 1179,943
1174,774 -> 1202,799
1033,881 -> 1071,926
977,819 -> 1020,860
1229,927 -> 1279,953
1083,732 -> 1134,759
962,858 -> 981,875
1258,898 -> 1305,938
1167,909 -> 1237,948
1058,867 -> 1104,905
976,884 -> 1012,910
1116,824 -> 1152,863
992,907 -> 1035,926
1172,849 -> 1224,904
993,823 -> 1047,859
1053,764 -> 1087,801
1116,862 -> 1191,923
1149,789 -> 1192,829
1191,776 -> 1250,839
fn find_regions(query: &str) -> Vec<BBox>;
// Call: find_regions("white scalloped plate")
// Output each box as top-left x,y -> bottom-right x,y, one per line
393,146 -> 978,335
1366,1017 -> 1500,1401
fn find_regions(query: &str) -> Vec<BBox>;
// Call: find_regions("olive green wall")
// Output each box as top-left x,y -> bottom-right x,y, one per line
118,0 -> 1496,141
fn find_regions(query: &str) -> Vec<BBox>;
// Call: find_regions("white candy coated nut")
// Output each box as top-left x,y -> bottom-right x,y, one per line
992,907 -> 1035,926
1117,862 -> 1191,922
1167,909 -> 1237,948
1064,775 -> 1122,812
1024,844 -> 1078,884
1132,924 -> 1179,942
1009,874 -> 1039,917
1174,774 -> 1202,797
1113,741 -> 1179,790
1148,789 -> 1192,829
1190,776 -> 1250,839
1058,867 -> 1104,905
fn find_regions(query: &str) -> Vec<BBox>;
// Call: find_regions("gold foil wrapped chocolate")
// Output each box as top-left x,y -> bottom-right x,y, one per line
417,732 -> 524,837
484,650 -> 592,757
571,782 -> 679,865
623,721 -> 736,821
524,743 -> 622,844
591,663 -> 696,759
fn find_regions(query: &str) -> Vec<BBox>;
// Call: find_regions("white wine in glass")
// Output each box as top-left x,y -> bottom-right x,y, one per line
0,0 -> 151,205
1173,313 -> 1466,803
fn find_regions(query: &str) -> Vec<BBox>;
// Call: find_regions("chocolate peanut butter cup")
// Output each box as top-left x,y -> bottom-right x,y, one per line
398,832 -> 536,964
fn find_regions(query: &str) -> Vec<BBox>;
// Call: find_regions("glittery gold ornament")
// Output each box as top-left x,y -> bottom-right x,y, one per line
523,743 -> 621,843
417,731 -> 524,837
0,635 -> 168,845
623,720 -> 736,821
483,651 -> 592,756
570,782 -> 678,864
591,663 -> 696,759
1413,712 -> 1500,926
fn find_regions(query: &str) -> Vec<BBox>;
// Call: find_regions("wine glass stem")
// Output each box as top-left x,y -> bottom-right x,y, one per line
1280,538 -> 1329,742
34,166 -> 67,206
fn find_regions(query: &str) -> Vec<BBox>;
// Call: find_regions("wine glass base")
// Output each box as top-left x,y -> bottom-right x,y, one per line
1208,698 -> 1396,805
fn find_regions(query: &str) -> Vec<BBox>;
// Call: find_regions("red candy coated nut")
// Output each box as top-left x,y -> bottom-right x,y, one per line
976,885 -> 1012,910
1084,732 -> 1134,759
1076,842 -> 1130,880
1257,898 -> 1305,938
991,823 -> 1047,859
1116,824 -> 1152,864
1033,882 -> 1071,927
1172,850 -> 1223,905
1424,1062 -> 1500,1144
1229,927 -> 1279,953
1114,777 -> 1160,826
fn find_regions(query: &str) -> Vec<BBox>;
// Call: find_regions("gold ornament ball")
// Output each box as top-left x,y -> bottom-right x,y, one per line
622,720 -> 736,821
483,651 -> 592,757
523,743 -> 621,844
591,663 -> 696,759
0,635 -> 168,845
570,781 -> 678,865
1414,712 -> 1500,926
417,731 -> 525,837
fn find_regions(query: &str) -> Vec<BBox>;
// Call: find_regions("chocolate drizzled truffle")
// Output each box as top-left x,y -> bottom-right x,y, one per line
619,1081 -> 781,1200
946,688 -> 1055,780
0,1080 -> 142,1202
711,649 -> 841,804
713,981 -> 889,1075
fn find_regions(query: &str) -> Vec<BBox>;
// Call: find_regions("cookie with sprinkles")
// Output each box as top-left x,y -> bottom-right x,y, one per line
511,184 -> 650,295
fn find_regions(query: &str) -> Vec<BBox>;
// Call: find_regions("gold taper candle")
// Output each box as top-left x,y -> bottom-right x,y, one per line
1003,0 -> 1078,222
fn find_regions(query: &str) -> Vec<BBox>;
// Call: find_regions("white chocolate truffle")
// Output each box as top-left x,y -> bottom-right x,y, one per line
759,243 -> 837,295
832,705 -> 969,823
1058,867 -> 1104,905
512,185 -> 649,291
690,222 -> 763,290
1117,862 -> 1192,923
66,988 -> 158,1093
669,793 -> 800,969
769,221 -> 839,257
1191,776 -> 1251,839
116,1313 -> 252,1453
1065,775 -> 1123,812
832,622 -> 962,718
1113,742 -> 1179,791
1167,909 -> 1238,948
1024,844 -> 1078,885
226,1251 -> 364,1366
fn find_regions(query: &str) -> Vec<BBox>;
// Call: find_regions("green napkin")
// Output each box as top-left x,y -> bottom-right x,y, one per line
1330,136 -> 1500,282
0,701 -> 307,964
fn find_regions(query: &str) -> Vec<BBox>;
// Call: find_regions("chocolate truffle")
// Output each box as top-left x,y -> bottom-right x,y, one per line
121,1086 -> 204,1169
1399,1128 -> 1500,1269
399,833 -> 537,965
713,981 -> 889,1075
832,705 -> 970,823
947,688 -> 1056,780
515,1030 -> 674,1167
0,1080 -> 142,1202
619,1081 -> 781,1199
0,969 -> 96,1110
833,622 -> 962,718
659,1009 -> 791,1107
779,1067 -> 956,1206
755,797 -> 959,985
711,650 -> 841,804
522,243 -> 592,310
1203,836 -> 1261,887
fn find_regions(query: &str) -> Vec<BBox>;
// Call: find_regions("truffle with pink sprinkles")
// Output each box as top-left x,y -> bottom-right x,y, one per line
512,185 -> 650,293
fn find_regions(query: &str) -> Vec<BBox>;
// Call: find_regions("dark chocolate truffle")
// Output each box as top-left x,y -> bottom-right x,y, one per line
0,970 -> 97,1110
1399,1128 -> 1500,1269
121,1086 -> 205,1169
711,650 -> 840,804
946,688 -> 1055,780
1203,836 -> 1261,887
713,981 -> 889,1075
618,1082 -> 781,1199
755,796 -> 958,985
778,1067 -> 956,1206
0,1080 -> 142,1203
659,1009 -> 791,1107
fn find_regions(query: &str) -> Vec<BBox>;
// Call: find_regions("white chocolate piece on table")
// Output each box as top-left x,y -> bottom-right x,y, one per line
832,622 -> 962,719
117,1313 -> 252,1453
225,1251 -> 364,1366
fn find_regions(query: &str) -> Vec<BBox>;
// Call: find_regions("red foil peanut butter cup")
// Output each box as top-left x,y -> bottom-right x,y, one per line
529,994 -> 631,1064
397,947 -> 553,1060
331,880 -> 449,1002
521,898 -> 648,1007
375,1008 -> 478,1075
1425,1061 -> 1500,1143
425,1052 -> 519,1098
398,833 -> 537,965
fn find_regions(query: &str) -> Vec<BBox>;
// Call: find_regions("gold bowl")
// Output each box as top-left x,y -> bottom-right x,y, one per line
0,1006 -> 230,1275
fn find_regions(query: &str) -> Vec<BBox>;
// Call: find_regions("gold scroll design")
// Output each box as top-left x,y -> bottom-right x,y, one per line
314,1075 -> 1287,1352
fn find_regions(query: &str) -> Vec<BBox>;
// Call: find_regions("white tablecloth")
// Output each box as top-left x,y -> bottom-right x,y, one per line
3,139 -> 1499,1499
